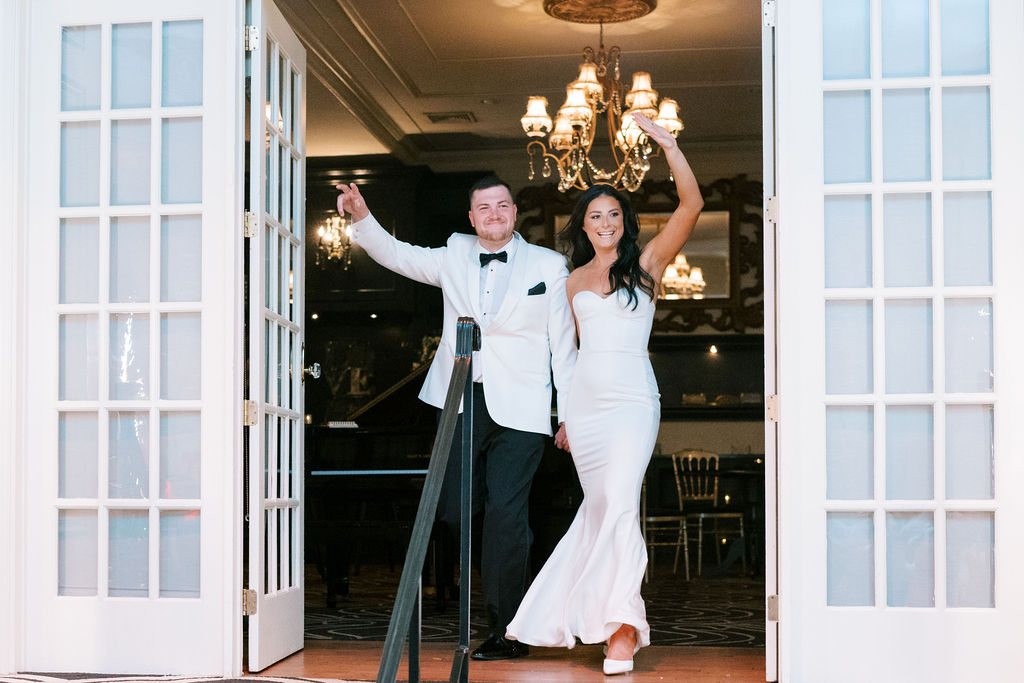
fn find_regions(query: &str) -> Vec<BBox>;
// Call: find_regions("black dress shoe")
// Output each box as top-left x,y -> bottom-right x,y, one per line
470,634 -> 530,661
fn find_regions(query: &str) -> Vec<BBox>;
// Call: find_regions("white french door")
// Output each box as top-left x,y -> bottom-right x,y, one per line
775,0 -> 1024,681
22,0 -> 243,674
245,0 -> 307,672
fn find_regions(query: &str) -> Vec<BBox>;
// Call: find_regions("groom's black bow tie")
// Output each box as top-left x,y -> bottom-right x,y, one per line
479,251 -> 508,266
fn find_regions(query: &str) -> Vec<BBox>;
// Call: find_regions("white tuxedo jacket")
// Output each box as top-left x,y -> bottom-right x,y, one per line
351,214 -> 577,436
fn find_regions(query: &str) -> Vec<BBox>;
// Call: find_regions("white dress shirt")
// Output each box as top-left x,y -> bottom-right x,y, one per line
474,238 -> 517,381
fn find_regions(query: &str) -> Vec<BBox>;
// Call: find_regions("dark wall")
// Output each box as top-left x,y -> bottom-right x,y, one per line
303,155 -> 492,425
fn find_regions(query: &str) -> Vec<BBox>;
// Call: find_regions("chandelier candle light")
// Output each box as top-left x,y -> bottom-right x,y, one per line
521,0 -> 682,192
315,212 -> 353,268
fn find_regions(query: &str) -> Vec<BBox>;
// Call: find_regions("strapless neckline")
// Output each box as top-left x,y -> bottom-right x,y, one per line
573,288 -> 654,305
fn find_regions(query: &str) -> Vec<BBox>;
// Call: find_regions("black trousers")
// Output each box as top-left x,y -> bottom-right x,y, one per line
437,383 -> 545,634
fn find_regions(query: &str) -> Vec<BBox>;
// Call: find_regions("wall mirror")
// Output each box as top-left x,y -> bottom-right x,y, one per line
517,174 -> 764,332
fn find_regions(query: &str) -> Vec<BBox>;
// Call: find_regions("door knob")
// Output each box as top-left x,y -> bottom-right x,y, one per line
303,362 -> 321,380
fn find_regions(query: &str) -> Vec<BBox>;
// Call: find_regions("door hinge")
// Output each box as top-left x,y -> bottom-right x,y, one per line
243,399 -> 259,426
243,211 -> 258,238
765,195 -> 779,224
242,588 -> 258,615
244,25 -> 260,52
766,594 -> 779,621
766,394 -> 780,422
762,0 -> 777,28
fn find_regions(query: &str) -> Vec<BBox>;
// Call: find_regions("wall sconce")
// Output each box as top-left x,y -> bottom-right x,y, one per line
315,213 -> 353,268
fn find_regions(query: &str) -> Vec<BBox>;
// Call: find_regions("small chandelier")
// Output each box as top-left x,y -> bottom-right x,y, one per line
521,1 -> 682,192
659,254 -> 706,300
315,213 -> 353,268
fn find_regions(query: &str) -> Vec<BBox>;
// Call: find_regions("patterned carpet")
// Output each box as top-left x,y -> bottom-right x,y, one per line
305,560 -> 765,647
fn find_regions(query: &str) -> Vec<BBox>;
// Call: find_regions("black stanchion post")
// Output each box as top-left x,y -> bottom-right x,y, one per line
377,318 -> 480,683
408,576 -> 421,683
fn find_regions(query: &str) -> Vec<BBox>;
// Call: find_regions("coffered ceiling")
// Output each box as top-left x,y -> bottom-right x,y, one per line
277,0 -> 763,171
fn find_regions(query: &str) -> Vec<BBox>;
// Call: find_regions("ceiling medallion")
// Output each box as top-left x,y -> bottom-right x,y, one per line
522,0 -> 680,192
543,0 -> 657,24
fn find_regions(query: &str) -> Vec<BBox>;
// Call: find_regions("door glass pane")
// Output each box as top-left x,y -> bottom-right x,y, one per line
59,412 -> 98,498
60,122 -> 100,207
291,69 -> 301,146
61,25 -> 101,111
946,405 -> 993,499
883,194 -> 931,287
110,313 -> 150,400
946,511 -> 994,607
885,300 -> 932,393
943,192 -> 992,286
827,406 -> 874,499
59,314 -> 98,401
160,510 -> 200,598
161,117 -> 202,204
885,405 -> 934,500
111,120 -> 151,205
825,300 -> 873,394
112,23 -> 152,109
109,509 -> 149,597
825,195 -> 872,289
824,91 -> 872,184
882,89 -> 930,182
264,320 -> 272,404
945,298 -> 992,392
279,234 -> 288,317
292,156 -> 302,235
159,412 -> 201,499
882,0 -> 929,77
161,20 -> 203,107
161,313 -> 201,399
265,226 -> 276,311
823,0 -> 870,79
277,325 -> 284,406
109,411 -> 149,499
59,510 -> 97,596
160,412 -> 200,499
60,217 -> 99,304
942,87 -> 991,180
110,216 -> 150,303
280,145 -> 290,227
161,214 -> 202,301
941,0 -> 990,75
278,54 -> 288,134
886,512 -> 935,606
289,244 -> 297,322
827,512 -> 874,606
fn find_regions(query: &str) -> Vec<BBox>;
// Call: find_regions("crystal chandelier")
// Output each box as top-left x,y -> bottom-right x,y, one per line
521,2 -> 682,192
315,213 -> 353,268
659,254 -> 706,299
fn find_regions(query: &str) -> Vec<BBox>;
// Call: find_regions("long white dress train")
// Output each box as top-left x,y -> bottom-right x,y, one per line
506,288 -> 659,650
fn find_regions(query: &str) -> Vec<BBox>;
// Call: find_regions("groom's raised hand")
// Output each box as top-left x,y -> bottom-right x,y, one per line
336,182 -> 369,222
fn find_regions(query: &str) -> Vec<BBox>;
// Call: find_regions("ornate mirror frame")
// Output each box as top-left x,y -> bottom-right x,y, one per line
516,174 -> 764,333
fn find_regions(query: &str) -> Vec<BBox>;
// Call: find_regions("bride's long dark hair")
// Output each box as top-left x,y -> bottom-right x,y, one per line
559,183 -> 655,310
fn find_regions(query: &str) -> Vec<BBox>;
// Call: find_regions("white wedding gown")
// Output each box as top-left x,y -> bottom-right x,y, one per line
506,288 -> 659,650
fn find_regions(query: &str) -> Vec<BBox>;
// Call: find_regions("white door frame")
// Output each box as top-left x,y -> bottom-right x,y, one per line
0,0 -> 30,675
775,1 -> 1024,680
6,0 -> 247,675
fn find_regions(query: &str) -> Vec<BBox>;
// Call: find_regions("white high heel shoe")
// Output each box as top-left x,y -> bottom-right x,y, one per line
603,657 -> 634,675
603,627 -> 637,676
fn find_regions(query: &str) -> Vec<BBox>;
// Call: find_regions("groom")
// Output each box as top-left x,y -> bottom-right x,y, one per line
337,176 -> 576,660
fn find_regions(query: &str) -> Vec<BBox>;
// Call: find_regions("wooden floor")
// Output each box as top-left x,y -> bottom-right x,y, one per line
259,640 -> 767,682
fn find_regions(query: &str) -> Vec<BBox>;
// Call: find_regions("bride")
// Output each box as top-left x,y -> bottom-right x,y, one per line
505,113 -> 703,676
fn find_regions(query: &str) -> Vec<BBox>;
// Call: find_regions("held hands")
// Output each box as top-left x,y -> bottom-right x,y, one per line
336,182 -> 370,223
632,113 -> 678,153
554,423 -> 571,452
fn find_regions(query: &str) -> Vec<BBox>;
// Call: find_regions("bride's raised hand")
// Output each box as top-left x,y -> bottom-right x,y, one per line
631,113 -> 678,153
